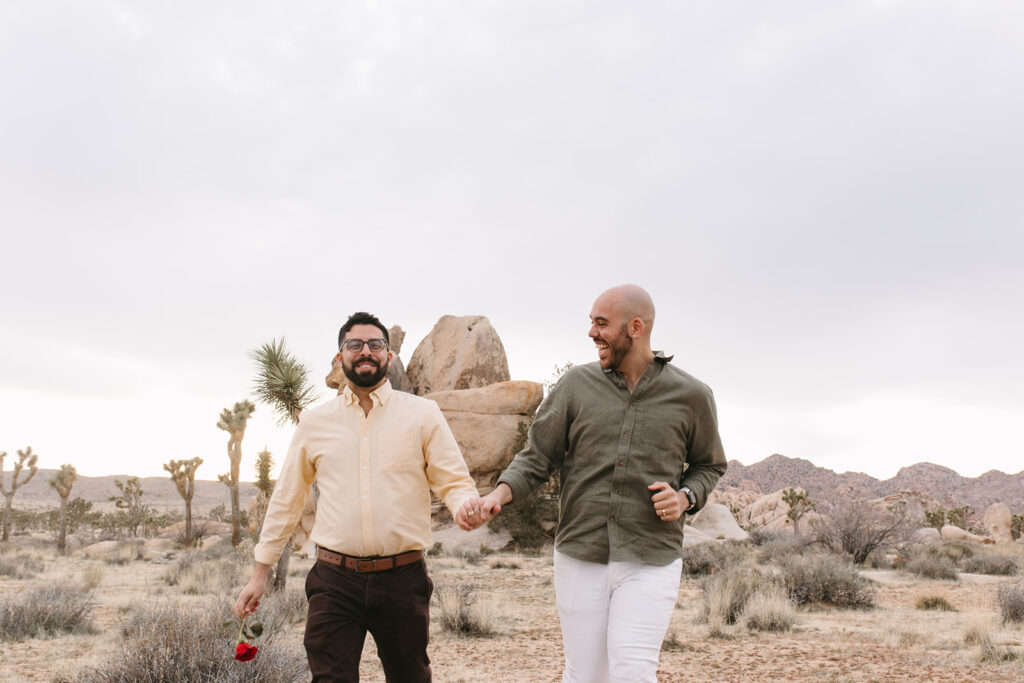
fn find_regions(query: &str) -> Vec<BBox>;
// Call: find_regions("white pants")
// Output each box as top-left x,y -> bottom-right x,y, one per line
554,549 -> 682,683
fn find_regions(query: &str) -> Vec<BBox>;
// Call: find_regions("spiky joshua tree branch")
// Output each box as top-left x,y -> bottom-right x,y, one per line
2,447 -> 40,542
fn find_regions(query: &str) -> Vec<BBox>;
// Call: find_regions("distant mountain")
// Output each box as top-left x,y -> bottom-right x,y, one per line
718,454 -> 1024,514
3,469 -> 258,514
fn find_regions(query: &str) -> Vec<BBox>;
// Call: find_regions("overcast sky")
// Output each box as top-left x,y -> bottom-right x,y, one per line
2,1 -> 1021,484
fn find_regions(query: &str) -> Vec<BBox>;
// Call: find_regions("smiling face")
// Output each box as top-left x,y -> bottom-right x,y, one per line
339,323 -> 392,388
589,292 -> 635,370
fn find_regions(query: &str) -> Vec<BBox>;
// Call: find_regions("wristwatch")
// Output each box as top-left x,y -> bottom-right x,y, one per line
680,486 -> 696,510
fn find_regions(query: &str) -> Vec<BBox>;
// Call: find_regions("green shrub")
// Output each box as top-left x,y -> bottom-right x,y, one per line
779,553 -> 874,608
0,586 -> 95,641
998,582 -> 1024,624
915,595 -> 956,611
489,489 -> 557,551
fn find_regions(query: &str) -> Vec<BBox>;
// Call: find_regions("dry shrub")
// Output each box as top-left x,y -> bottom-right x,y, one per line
64,594 -> 308,682
960,552 -> 1019,576
164,547 -> 247,595
963,620 -> 992,647
779,553 -> 874,608
434,581 -> 497,636
0,553 -> 45,579
103,542 -> 143,566
998,581 -> 1024,624
682,541 -> 751,576
700,566 -> 771,625
750,532 -> 809,565
488,557 -> 522,570
661,629 -> 685,651
979,641 -> 1021,664
0,586 -> 95,642
915,595 -> 956,611
902,547 -> 959,580
740,587 -> 796,632
813,497 -> 910,565
79,565 -> 105,591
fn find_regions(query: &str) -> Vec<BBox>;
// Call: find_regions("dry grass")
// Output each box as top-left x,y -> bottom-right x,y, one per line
779,552 -> 875,608
916,595 -> 957,611
3,532 -> 1024,681
0,585 -> 95,641
740,587 -> 797,632
434,581 -> 498,636
997,581 -> 1024,624
58,595 -> 308,682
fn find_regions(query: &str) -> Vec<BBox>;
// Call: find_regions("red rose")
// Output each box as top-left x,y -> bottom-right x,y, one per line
234,642 -> 259,662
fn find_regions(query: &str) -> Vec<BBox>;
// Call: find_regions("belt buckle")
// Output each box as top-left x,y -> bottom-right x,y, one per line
356,558 -> 376,573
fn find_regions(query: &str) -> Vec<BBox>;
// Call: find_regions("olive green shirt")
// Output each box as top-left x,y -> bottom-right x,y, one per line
496,353 -> 727,566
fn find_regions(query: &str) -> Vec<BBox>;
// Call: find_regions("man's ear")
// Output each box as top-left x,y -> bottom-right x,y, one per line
630,317 -> 645,338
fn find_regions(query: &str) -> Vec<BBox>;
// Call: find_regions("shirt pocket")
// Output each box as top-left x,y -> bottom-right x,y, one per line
376,429 -> 425,472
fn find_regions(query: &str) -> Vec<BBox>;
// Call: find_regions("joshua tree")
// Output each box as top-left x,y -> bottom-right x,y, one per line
217,399 -> 256,546
164,457 -> 203,547
782,487 -> 815,536
110,477 -> 148,537
49,464 -> 77,554
1,447 -> 39,542
253,448 -> 275,537
251,337 -> 318,590
946,505 -> 972,530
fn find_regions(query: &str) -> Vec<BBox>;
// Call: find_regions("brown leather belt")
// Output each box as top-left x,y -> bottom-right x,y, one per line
316,547 -> 423,573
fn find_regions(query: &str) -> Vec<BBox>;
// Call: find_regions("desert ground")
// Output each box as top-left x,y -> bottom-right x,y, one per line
1,533 -> 1023,682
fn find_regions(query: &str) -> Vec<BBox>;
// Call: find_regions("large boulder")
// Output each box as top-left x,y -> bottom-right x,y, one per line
739,490 -> 792,531
79,538 -> 145,561
682,525 -> 714,546
909,527 -> 943,544
689,503 -> 749,541
426,381 -> 543,487
407,316 -> 510,395
983,503 -> 1013,543
940,525 -> 992,544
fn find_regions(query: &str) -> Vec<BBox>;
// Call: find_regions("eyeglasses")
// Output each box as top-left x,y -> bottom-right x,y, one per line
340,338 -> 389,353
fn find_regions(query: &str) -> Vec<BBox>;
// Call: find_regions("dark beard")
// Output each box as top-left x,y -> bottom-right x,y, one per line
607,323 -> 633,369
343,356 -> 390,388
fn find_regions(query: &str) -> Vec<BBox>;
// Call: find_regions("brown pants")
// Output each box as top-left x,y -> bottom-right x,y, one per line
304,557 -> 433,682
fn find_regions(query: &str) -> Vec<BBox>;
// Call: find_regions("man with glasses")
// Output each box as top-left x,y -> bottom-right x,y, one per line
236,311 -> 478,682
456,285 -> 727,683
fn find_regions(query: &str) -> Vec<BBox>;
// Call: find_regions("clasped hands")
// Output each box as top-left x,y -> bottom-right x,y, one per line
455,481 -> 691,531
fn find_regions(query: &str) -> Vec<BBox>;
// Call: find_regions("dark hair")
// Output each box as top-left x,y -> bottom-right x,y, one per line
338,312 -> 390,348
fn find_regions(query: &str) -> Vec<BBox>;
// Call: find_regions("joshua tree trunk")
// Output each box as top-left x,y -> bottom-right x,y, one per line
217,400 -> 255,548
1,448 -> 40,542
2,493 -> 14,542
58,496 -> 68,553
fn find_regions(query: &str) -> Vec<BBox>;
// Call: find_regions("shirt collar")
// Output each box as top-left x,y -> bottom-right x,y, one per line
602,350 -> 674,376
341,379 -> 394,408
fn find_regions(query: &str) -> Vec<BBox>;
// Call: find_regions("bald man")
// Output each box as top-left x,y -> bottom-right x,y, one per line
456,284 -> 727,683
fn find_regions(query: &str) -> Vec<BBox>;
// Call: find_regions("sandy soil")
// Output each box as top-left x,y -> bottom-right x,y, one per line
1,537 -> 1023,682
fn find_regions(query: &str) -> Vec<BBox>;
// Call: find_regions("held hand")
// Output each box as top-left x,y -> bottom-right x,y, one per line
648,481 -> 688,522
455,494 -> 504,531
235,577 -> 265,619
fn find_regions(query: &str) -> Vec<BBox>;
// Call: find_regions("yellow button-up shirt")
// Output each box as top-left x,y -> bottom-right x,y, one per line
254,380 -> 477,565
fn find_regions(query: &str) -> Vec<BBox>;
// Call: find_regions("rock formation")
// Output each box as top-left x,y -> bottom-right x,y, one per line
406,315 -> 510,395
689,503 -> 749,541
983,503 -> 1013,543
426,380 -> 543,486
939,525 -> 992,544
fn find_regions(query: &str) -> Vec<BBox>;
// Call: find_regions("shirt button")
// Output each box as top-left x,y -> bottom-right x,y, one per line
618,461 -> 624,466
609,515 -> 615,521
623,431 -> 629,437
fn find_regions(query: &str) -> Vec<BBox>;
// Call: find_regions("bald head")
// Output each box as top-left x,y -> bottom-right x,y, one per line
596,284 -> 655,335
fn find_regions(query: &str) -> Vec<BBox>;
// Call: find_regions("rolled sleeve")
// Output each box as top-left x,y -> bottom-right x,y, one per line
423,403 -> 479,516
254,418 -> 316,566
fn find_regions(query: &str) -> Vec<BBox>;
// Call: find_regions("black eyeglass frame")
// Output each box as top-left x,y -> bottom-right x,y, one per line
340,338 -> 389,353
